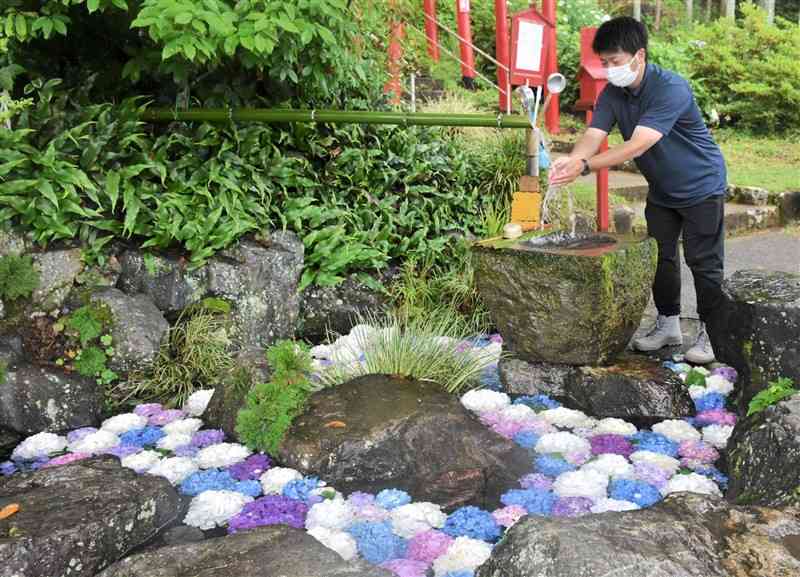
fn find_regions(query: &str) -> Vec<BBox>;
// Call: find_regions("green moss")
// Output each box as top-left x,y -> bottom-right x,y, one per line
0,254 -> 39,301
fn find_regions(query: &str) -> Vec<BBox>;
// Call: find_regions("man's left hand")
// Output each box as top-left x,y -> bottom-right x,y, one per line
549,156 -> 584,186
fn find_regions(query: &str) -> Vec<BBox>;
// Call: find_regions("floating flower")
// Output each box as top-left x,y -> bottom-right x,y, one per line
104,444 -> 142,459
552,496 -> 594,517
391,502 -> 447,539
695,410 -> 737,427
702,424 -> 734,449
442,506 -> 501,542
710,367 -> 737,385
133,403 -> 163,417
629,431 -> 679,457
580,454 -> 634,479
693,392 -> 726,412
148,456 -> 198,485
608,479 -> 662,508
535,432 -> 590,455
500,404 -> 537,423
540,407 -> 594,429
149,409 -> 186,426
190,429 -> 225,448
517,418 -> 557,436
381,559 -> 429,577
183,389 -> 215,417
491,420 -> 524,439
632,461 -> 671,489
162,418 -> 204,436
67,427 -> 98,444
121,449 -> 161,473
0,461 -> 16,476
347,491 -> 376,508
535,455 -> 576,477
590,498 -> 640,513
228,453 -> 272,481
589,434 -> 634,457
180,469 -> 236,496
353,503 -> 391,522
119,426 -> 165,448
101,413 -> 148,435
500,488 -> 556,516
593,418 -> 637,436
513,394 -> 562,412
460,389 -> 510,413
283,476 -> 324,505
305,497 -> 356,531
308,526 -> 358,561
519,473 -> 554,491
492,505 -> 527,527
652,420 -> 701,443
441,572 -> 474,577
42,452 -> 91,468
260,467 -> 303,495
704,374 -> 735,396
173,445 -> 199,458
630,451 -> 681,475
432,536 -> 492,577
564,449 -> 592,466
12,432 -> 68,461
678,440 -> 719,464
227,494 -> 308,533
376,488 -> 412,510
406,530 -> 453,563
195,443 -> 251,469
348,520 -> 408,565
513,431 -> 540,449
68,430 -> 120,455
157,433 -> 193,452
477,411 -> 503,427
185,490 -> 254,530
694,466 -> 729,490
553,470 -> 609,501
663,472 -> 722,497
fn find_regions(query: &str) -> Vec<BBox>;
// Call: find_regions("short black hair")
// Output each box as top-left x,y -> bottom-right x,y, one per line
592,17 -> 648,56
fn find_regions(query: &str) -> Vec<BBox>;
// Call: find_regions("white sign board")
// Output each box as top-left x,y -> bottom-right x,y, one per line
515,20 -> 544,72
458,0 -> 470,12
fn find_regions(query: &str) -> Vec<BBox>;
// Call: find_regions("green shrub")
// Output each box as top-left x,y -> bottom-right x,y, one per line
0,254 -> 39,301
61,303 -> 117,385
747,377 -> 798,416
236,340 -> 313,455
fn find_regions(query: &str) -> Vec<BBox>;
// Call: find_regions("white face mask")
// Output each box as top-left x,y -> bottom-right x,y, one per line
606,54 -> 640,88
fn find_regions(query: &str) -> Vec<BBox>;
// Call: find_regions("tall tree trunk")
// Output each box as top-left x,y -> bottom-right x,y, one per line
705,0 -> 712,21
655,0 -> 664,29
686,0 -> 694,23
633,0 -> 641,21
725,0 -> 736,20
764,0 -> 775,24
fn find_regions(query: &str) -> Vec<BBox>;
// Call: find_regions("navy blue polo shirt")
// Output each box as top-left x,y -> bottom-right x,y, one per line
590,63 -> 727,208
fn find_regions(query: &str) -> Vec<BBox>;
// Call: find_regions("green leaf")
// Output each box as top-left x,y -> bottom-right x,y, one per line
52,18 -> 67,36
15,14 -> 27,39
316,25 -> 336,44
105,171 -> 120,212
87,0 -> 101,14
277,17 -> 300,34
175,12 -> 193,25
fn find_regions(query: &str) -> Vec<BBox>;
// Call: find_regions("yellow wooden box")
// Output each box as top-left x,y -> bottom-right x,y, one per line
510,191 -> 542,228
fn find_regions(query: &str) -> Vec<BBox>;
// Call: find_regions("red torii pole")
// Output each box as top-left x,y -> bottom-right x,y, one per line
541,0 -> 560,134
423,0 -> 440,61
495,0 -> 510,112
455,0 -> 476,89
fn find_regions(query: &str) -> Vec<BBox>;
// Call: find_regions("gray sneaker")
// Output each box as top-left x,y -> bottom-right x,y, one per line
685,323 -> 716,365
633,314 -> 683,351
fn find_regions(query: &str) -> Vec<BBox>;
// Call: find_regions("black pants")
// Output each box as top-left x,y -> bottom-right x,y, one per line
645,195 -> 725,325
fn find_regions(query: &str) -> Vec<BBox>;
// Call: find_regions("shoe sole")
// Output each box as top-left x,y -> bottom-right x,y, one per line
632,337 -> 684,352
684,353 -> 715,365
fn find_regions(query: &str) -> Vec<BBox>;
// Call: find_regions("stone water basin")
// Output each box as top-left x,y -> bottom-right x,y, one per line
472,232 -> 657,366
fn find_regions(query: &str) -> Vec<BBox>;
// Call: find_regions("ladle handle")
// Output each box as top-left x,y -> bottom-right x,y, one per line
536,94 -> 553,130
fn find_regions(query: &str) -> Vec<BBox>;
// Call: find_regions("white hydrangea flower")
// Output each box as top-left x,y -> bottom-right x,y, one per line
432,536 -> 493,577
121,450 -> 162,473
460,389 -> 510,413
500,404 -> 537,423
11,432 -> 68,461
305,497 -> 355,531
652,420 -> 701,443
183,490 -> 253,530
688,385 -> 708,400
183,389 -> 215,417
535,432 -> 591,455
663,473 -> 722,498
540,407 -> 595,429
702,424 -> 734,449
310,344 -> 333,359
571,426 -> 596,439
148,456 -> 198,485
195,443 -> 251,469
390,502 -> 447,538
553,470 -> 609,500
68,430 -> 120,455
101,413 -> 148,435
629,451 -> 681,474
593,418 -> 637,436
260,467 -> 303,494
156,433 -> 193,451
581,454 -> 635,479
307,526 -> 358,561
474,341 -> 502,363
704,375 -> 734,396
590,498 -> 640,513
162,418 -> 204,436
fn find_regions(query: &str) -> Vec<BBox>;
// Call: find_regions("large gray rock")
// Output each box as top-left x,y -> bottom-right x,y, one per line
499,353 -> 693,423
473,233 -> 657,366
31,249 -> 84,311
711,270 -> 800,413
0,228 -> 29,257
204,349 -> 268,441
0,457 -> 181,577
0,362 -> 102,434
117,250 -> 205,315
0,428 -> 20,460
205,233 -> 303,350
97,525 -> 391,577
279,374 -> 532,511
727,184 -> 770,206
88,287 -> 169,374
477,493 -> 800,577
727,392 -> 800,507
779,190 -> 800,223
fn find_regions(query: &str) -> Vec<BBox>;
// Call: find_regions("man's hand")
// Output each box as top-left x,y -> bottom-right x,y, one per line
549,156 -> 584,186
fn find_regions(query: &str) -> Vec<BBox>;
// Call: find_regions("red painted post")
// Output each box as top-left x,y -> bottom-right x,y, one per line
587,110 -> 610,232
495,0 -> 510,112
455,0 -> 476,89
542,0 -> 560,133
423,0 -> 440,61
384,20 -> 404,105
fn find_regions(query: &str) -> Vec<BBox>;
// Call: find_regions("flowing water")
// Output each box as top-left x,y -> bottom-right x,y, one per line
540,182 -> 576,235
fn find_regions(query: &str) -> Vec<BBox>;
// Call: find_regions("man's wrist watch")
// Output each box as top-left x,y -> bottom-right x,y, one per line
580,158 -> 591,176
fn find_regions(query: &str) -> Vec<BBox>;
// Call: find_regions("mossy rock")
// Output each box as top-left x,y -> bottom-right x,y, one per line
472,232 -> 657,366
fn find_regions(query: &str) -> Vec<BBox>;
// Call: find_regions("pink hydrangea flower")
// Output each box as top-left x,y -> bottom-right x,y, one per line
678,440 -> 719,463
492,420 -> 524,439
478,411 -> 503,427
42,452 -> 91,468
564,450 -> 592,466
406,530 -> 453,563
492,505 -> 527,527
519,473 -> 554,491
134,403 -> 163,417
149,409 -> 186,426
380,559 -> 429,577
695,409 -> 737,427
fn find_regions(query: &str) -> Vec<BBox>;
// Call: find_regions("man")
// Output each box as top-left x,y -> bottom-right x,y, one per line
549,16 -> 727,365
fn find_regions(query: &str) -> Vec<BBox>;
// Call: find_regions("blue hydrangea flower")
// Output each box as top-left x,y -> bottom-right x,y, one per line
695,466 -> 728,490
282,476 -> 322,504
234,479 -> 264,498
179,469 -> 237,496
694,392 -> 726,412
513,431 -> 540,449
442,506 -> 501,542
513,394 -> 561,412
347,521 -> 407,564
0,461 -> 16,476
500,488 -> 556,516
535,455 -> 576,477
375,488 -> 411,510
480,365 -> 503,391
119,426 -> 165,448
630,431 -> 679,457
443,572 -> 475,577
609,479 -> 662,508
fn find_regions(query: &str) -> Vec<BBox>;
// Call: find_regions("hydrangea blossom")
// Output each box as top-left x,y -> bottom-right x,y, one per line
308,526 -> 358,561
283,476 -> 325,505
652,420 -> 702,443
347,521 -> 408,565
156,433 -> 193,452
460,389 -> 510,413
695,466 -> 729,490
513,394 -> 561,412
305,497 -> 356,531
563,450 -> 592,466
693,393 -> 726,412
593,418 -> 637,436
431,536 -> 492,577
590,498 -> 640,513
227,494 -> 308,533
702,424 -> 734,449
101,413 -> 148,435
184,490 -> 254,530
133,403 -> 163,418
173,445 -> 199,458
352,503 -> 391,522
519,473 -> 554,491
663,472 -> 722,497
710,367 -> 737,385
183,389 -> 215,417
632,461 -> 671,489
190,429 -> 226,448
380,559 -> 429,577
678,440 -> 719,463
148,409 -> 186,426
347,491 -> 376,508
500,404 -> 536,423
630,431 -> 679,457
11,432 -> 68,461
0,461 -> 16,476
500,488 -> 556,516
195,443 -> 251,469
553,470 -> 609,500
589,434 -> 634,457
104,444 -> 142,459
43,452 -> 91,468
228,454 -> 272,481
552,496 -> 593,517
512,431 -> 540,449
68,430 -> 120,455
695,410 -> 737,427
491,420 -> 524,439
705,374 -> 735,395
580,454 -> 634,479
67,427 -> 98,443
260,467 -> 303,494
180,469 -> 238,496
376,488 -> 412,510
608,479 -> 662,508
539,407 -> 595,429
442,506 -> 501,542
148,456 -> 198,485
535,455 -> 576,477
630,451 -> 681,474
162,418 -> 204,436
121,449 -> 162,473
406,530 -> 454,564
535,432 -> 591,455
119,426 -> 165,448
390,502 -> 447,539
492,505 -> 527,527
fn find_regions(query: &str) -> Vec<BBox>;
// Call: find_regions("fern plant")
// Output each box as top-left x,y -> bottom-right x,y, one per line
747,377 -> 798,417
0,254 -> 39,301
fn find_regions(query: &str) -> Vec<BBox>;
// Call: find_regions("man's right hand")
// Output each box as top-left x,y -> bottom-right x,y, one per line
549,156 -> 584,186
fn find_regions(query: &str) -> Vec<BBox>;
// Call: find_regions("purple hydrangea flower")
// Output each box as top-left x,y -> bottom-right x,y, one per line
678,440 -> 719,463
590,434 -> 634,457
347,491 -> 376,508
173,445 -> 199,458
711,366 -> 737,383
228,453 -> 271,481
491,420 -> 524,439
42,452 -> 92,469
1,461 -> 17,476
406,530 -> 453,563
694,410 -> 737,427
67,427 -> 98,444
148,409 -> 185,426
104,445 -> 143,459
478,411 -> 503,427
190,429 -> 225,448
489,333 -> 503,344
633,461 -> 671,489
134,403 -> 163,417
380,559 -> 429,577
519,473 -> 554,491
694,392 -> 726,412
552,497 -> 594,517
227,495 -> 309,534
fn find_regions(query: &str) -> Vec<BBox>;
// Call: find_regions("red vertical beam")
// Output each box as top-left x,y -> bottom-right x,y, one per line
423,0 -> 440,61
542,0 -> 560,133
384,20 -> 404,105
455,0 -> 476,88
587,110 -> 610,232
495,0 -> 510,111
